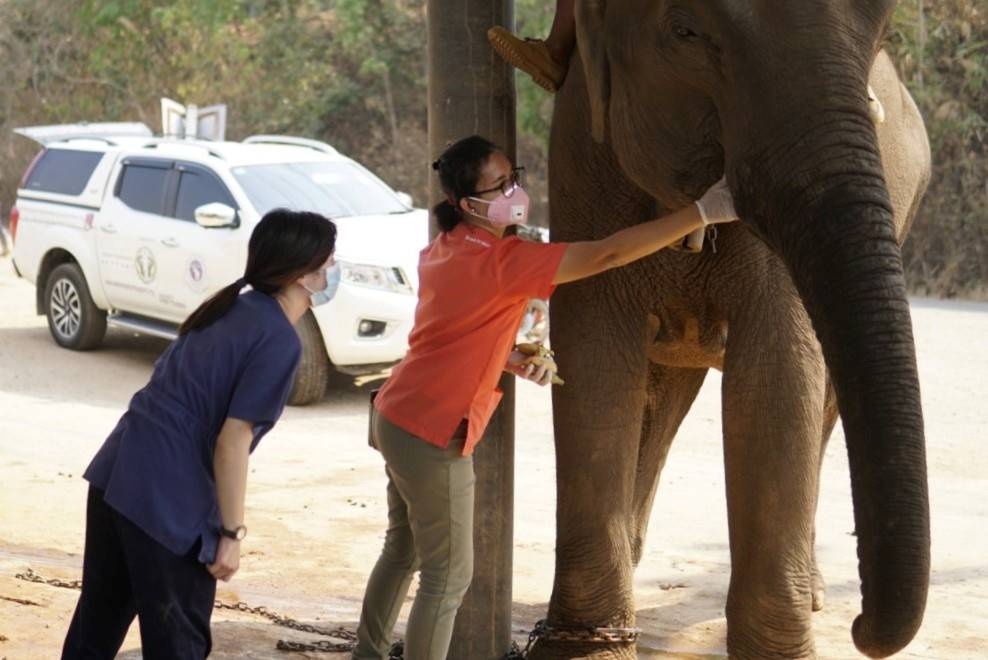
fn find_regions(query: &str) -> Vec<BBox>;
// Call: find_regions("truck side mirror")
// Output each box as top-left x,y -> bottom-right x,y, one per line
194,202 -> 238,229
395,191 -> 413,208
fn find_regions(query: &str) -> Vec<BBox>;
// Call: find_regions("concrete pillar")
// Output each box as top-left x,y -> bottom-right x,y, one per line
427,1 -> 516,657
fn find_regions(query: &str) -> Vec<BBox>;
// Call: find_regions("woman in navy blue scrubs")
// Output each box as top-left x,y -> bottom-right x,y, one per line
62,209 -> 340,660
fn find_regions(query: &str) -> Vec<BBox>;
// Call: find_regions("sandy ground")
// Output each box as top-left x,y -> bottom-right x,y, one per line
0,255 -> 985,660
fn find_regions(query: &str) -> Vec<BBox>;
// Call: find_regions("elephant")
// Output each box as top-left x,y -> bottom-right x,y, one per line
531,1 -> 931,659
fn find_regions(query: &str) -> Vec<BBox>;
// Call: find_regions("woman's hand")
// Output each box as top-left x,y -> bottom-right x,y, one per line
695,176 -> 739,225
505,350 -> 553,386
207,537 -> 241,582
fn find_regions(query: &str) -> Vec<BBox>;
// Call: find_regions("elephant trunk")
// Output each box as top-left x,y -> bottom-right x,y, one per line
736,119 -> 930,657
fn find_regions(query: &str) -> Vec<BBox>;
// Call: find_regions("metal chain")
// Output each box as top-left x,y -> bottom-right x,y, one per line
14,568 -> 358,653
14,568 -> 82,590
14,570 -> 639,655
275,638 -> 354,653
213,600 -> 357,638
502,640 -> 527,659
707,225 -> 719,254
503,619 -> 642,659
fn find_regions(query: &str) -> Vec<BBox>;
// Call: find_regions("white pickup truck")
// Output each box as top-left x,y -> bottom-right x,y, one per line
9,124 -> 430,404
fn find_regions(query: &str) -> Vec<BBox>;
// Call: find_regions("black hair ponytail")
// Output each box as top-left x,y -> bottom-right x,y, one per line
433,199 -> 461,233
431,135 -> 502,232
178,209 -> 337,336
178,279 -> 247,337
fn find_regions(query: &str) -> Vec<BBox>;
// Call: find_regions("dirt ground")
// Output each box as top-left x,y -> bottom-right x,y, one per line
0,255 -> 985,660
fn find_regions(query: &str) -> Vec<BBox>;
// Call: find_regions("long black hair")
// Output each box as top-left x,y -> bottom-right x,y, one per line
179,209 -> 337,335
432,135 -> 502,232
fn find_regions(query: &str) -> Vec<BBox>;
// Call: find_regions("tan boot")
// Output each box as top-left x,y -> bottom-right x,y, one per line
487,26 -> 566,93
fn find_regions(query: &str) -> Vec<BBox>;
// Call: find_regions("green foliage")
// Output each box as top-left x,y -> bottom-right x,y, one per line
513,1 -> 557,223
887,1 -> 987,297
0,0 -> 429,208
1,1 -> 982,297
515,0 -> 555,141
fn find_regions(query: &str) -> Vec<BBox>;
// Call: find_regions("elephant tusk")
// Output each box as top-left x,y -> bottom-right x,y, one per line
867,85 -> 886,125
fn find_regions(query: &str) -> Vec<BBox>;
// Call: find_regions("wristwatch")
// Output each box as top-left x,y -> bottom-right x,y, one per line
220,524 -> 247,541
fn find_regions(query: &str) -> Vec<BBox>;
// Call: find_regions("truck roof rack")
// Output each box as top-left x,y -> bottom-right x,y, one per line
62,136 -> 120,146
141,138 -> 226,161
242,135 -> 338,155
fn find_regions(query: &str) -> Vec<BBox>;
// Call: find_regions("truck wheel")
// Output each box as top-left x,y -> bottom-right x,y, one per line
44,263 -> 107,350
288,310 -> 330,406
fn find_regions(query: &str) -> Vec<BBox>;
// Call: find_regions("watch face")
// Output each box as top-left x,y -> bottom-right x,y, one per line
223,525 -> 247,540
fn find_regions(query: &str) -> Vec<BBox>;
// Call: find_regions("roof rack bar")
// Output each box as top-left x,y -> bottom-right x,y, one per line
63,136 -> 119,146
140,139 -> 226,160
243,135 -> 338,154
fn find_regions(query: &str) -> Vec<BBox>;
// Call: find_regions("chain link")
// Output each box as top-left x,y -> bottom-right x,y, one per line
502,640 -> 527,659
503,619 -> 641,658
14,568 -> 82,590
707,225 -> 719,254
14,568 -> 358,653
275,638 -> 354,653
13,570 -> 639,656
212,600 -> 357,652
212,600 -> 356,639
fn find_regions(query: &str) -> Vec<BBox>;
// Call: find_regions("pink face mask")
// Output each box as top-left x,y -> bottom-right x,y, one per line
467,184 -> 531,227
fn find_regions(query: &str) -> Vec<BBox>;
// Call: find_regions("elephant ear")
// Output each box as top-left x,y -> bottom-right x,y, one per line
575,0 -> 610,143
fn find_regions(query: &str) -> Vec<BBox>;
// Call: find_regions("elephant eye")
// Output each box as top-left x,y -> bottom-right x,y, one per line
673,25 -> 698,39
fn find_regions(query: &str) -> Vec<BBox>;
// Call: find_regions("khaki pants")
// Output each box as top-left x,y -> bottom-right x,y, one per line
352,409 -> 475,660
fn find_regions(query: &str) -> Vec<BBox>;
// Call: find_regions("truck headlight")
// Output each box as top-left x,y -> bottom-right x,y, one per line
340,261 -> 413,294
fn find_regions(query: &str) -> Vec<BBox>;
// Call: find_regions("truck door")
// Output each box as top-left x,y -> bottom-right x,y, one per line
96,157 -> 173,317
153,162 -> 246,322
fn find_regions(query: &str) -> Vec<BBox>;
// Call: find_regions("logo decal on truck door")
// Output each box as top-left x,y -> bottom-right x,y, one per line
135,247 -> 157,284
185,257 -> 208,293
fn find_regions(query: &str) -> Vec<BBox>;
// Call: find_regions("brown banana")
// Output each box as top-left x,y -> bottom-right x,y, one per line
514,342 -> 565,385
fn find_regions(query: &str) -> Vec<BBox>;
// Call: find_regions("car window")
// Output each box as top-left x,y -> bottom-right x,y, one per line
175,170 -> 234,222
117,164 -> 169,215
23,149 -> 104,196
232,161 -> 409,218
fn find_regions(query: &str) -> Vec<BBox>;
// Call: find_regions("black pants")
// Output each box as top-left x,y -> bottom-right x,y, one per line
62,486 -> 216,659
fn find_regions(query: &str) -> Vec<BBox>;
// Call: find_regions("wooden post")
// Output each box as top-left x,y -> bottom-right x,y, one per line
427,1 -> 516,658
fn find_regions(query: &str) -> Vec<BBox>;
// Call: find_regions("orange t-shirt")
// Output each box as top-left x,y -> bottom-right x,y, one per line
374,222 -> 568,456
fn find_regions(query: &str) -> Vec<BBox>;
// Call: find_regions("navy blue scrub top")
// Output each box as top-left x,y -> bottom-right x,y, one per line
84,290 -> 302,564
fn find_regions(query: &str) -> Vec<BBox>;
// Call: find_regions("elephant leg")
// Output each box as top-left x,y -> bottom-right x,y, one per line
722,301 -> 828,659
810,377 -> 840,612
529,274 -> 649,660
630,363 -> 708,566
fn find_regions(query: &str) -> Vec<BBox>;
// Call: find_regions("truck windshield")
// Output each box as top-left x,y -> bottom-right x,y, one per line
232,161 -> 410,217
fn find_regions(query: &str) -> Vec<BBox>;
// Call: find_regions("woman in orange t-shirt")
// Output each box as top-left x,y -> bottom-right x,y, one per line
352,135 -> 739,660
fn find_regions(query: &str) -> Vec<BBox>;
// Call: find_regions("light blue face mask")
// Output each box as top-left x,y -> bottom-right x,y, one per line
305,263 -> 341,307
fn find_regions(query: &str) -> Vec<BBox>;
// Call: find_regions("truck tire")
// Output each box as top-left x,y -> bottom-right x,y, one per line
288,310 -> 330,406
44,263 -> 107,351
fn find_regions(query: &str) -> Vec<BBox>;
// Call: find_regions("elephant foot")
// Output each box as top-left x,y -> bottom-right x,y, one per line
811,564 -> 826,612
727,614 -> 816,659
727,628 -> 816,660
526,640 -> 636,660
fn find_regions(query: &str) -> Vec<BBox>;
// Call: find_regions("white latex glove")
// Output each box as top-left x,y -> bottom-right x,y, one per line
695,176 -> 739,226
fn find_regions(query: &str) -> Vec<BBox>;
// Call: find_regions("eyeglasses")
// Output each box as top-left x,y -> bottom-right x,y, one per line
471,167 -> 525,198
